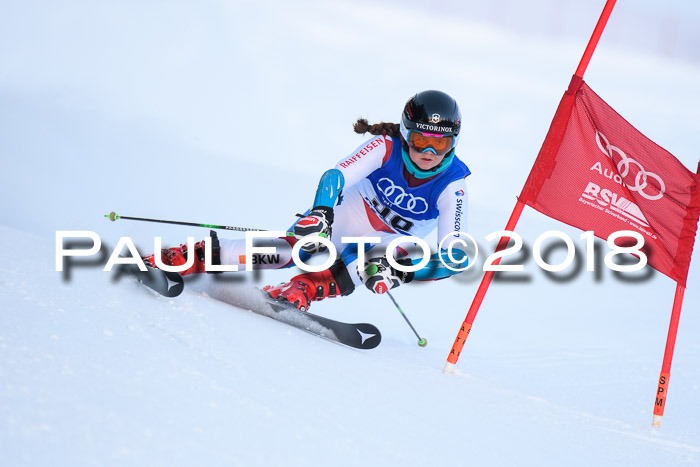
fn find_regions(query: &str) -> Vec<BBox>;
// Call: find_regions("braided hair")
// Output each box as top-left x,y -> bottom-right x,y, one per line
353,118 -> 401,139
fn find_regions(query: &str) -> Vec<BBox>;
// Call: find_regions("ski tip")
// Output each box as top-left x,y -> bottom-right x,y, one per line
162,271 -> 185,297
355,325 -> 381,349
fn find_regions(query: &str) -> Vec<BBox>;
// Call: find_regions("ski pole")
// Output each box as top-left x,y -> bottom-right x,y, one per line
365,264 -> 426,347
105,211 -> 267,232
386,290 -> 427,347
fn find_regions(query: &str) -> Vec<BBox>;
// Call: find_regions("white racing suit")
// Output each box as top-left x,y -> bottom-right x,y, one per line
217,135 -> 471,288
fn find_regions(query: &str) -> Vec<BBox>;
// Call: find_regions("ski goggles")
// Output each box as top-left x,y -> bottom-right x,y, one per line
407,131 -> 454,156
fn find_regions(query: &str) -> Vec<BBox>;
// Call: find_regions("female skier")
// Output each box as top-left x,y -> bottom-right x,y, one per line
145,90 -> 471,311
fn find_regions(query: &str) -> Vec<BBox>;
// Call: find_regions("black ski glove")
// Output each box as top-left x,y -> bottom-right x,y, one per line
357,257 -> 414,294
294,206 -> 334,254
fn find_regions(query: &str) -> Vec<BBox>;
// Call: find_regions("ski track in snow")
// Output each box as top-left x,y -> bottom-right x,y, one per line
1,225 -> 699,466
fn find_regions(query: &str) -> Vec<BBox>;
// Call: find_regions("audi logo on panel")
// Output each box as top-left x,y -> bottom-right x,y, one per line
595,130 -> 665,201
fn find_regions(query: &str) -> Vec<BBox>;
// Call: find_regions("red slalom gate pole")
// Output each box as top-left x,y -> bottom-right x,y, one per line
652,284 -> 686,427
575,0 -> 617,78
443,201 -> 525,372
443,0 -> 618,373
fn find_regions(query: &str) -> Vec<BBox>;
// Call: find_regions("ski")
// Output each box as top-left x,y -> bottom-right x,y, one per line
114,264 -> 185,297
257,292 -> 381,350
115,265 -> 381,349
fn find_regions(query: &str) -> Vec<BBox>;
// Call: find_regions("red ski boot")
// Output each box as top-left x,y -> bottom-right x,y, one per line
263,260 -> 355,311
142,230 -> 222,276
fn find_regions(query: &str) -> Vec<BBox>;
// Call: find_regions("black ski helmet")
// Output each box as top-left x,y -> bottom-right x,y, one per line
400,90 -> 461,141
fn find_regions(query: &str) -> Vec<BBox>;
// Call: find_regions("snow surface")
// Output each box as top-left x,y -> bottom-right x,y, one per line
1,1 -> 700,466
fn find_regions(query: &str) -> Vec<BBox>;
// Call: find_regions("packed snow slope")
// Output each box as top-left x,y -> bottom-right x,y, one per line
1,1 -> 700,466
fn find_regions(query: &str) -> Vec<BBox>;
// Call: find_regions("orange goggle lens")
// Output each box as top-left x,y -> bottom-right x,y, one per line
407,132 -> 454,155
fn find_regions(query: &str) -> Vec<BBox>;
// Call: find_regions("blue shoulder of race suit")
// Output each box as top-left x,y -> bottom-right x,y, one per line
312,169 -> 345,208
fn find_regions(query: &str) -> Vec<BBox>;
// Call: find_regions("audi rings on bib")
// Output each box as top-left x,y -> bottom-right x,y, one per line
376,178 -> 429,214
595,131 -> 666,201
